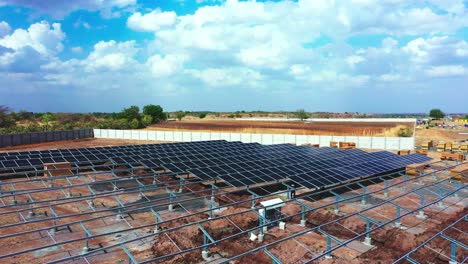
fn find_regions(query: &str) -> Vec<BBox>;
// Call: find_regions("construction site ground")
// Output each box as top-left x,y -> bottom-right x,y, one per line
0,146 -> 465,263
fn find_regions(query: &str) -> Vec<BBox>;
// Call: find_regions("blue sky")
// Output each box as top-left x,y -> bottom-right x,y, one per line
0,0 -> 467,113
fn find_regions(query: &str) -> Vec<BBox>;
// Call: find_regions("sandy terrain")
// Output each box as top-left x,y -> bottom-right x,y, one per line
146,120 -> 414,137
415,127 -> 468,146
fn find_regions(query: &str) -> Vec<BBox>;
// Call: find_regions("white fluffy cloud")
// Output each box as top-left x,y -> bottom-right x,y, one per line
0,21 -> 65,72
0,21 -> 65,55
188,67 -> 264,88
2,0 -> 468,111
127,10 -> 177,32
0,21 -> 11,37
147,54 -> 187,77
426,65 -> 466,77
84,40 -> 138,71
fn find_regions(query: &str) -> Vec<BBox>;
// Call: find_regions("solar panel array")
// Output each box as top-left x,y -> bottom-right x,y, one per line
0,140 -> 432,190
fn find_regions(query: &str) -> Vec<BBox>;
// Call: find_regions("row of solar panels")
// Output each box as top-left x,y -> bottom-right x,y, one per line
166,148 -> 365,176
290,154 -> 430,189
0,141 -> 335,170
185,149 -> 429,184
0,140 -> 250,158
0,141 -> 300,166
0,139 -> 432,191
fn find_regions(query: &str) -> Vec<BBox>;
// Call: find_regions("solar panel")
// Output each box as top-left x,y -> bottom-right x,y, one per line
0,139 -> 433,191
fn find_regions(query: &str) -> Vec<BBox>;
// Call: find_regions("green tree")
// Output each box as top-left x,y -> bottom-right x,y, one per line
175,111 -> 186,121
198,112 -> 208,119
17,110 -> 34,121
41,113 -> 53,131
0,106 -> 15,128
129,118 -> 140,129
143,104 -> 166,123
429,108 -> 445,119
110,119 -> 129,129
295,109 -> 310,121
120,106 -> 140,121
142,114 -> 153,127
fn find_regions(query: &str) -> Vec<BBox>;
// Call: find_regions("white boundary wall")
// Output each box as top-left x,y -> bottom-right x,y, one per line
93,129 -> 415,150
236,118 -> 417,122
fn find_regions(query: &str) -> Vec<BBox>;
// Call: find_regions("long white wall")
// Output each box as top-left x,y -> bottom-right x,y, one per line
236,117 -> 417,123
93,129 -> 415,150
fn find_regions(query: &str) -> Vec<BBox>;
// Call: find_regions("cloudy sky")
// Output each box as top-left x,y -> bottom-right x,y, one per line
0,0 -> 467,113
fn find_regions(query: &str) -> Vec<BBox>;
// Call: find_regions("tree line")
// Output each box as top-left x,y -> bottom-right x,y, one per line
0,104 -> 166,134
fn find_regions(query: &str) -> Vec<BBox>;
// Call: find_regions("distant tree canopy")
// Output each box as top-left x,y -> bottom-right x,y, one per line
175,111 -> 186,121
198,112 -> 208,119
295,109 -> 310,121
143,104 -> 166,123
0,104 -> 170,134
41,113 -> 54,131
429,109 -> 445,119
142,115 -> 153,126
0,106 -> 15,128
119,106 -> 140,121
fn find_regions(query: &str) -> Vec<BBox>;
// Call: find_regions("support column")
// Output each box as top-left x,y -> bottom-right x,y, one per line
178,177 -> 184,193
363,221 -> 372,246
168,191 -> 175,211
415,193 -> 427,220
449,241 -> 457,264
334,196 -> 340,215
202,232 -> 210,260
384,180 -> 389,198
394,206 -> 401,228
361,186 -> 367,205
300,205 -> 306,226
325,236 -> 332,259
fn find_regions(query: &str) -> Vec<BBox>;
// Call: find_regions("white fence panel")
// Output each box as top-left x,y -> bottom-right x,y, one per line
284,135 -> 296,144
358,137 -> 372,148
163,131 -> 174,141
173,132 -> 183,141
155,131 -> 164,140
332,136 -> 345,143
92,129 -> 414,150
262,134 -> 274,145
210,132 -> 221,141
345,136 -> 359,144
240,133 -> 251,143
147,131 -> 156,140
113,130 -> 122,139
295,135 -> 308,145
273,134 -> 285,144
400,138 -> 414,150
180,132 -> 190,141
371,137 -> 386,149
199,132 -> 210,141
251,134 -> 262,143
122,130 -> 131,139
385,137 -> 400,150
191,132 -> 201,141
219,133 -> 231,141
319,136 -> 332,147
309,135 -> 320,145
230,133 -> 241,142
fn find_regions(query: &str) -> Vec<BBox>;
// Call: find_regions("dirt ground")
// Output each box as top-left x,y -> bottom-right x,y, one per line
146,120 -> 414,137
415,127 -> 468,146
